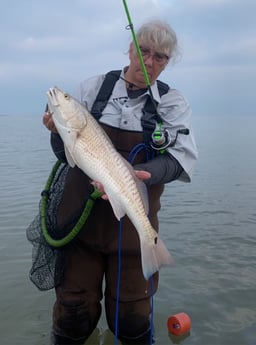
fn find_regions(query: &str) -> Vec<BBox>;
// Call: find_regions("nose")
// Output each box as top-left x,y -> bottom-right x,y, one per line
143,54 -> 154,66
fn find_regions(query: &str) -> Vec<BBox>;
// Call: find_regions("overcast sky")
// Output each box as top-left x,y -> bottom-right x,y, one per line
1,0 -> 255,117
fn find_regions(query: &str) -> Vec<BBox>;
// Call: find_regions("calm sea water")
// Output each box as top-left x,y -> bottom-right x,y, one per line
0,114 -> 255,345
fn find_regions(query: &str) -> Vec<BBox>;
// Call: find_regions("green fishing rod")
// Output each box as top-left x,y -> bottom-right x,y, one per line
122,0 -> 176,152
122,0 -> 158,115
122,4 -> 190,152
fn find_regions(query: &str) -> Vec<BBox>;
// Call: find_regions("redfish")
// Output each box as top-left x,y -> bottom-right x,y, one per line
46,86 -> 173,280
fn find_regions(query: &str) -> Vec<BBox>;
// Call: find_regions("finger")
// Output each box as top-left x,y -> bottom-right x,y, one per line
135,170 -> 151,180
49,122 -> 57,132
91,181 -> 105,194
42,112 -> 51,125
42,113 -> 58,132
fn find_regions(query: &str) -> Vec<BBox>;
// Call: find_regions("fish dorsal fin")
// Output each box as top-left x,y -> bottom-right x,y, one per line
121,157 -> 149,215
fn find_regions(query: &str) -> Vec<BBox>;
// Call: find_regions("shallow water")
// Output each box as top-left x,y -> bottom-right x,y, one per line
0,114 -> 256,344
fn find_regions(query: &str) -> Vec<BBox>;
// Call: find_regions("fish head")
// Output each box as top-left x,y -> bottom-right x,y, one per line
46,86 -> 87,132
46,86 -> 87,167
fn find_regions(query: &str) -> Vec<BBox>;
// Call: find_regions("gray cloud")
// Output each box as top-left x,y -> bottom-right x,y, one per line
0,0 -> 255,116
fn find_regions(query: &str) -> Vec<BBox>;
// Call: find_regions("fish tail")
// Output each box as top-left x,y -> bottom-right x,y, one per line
141,238 -> 174,280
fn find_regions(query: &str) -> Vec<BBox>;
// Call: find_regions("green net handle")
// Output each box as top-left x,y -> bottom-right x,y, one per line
40,160 -> 102,247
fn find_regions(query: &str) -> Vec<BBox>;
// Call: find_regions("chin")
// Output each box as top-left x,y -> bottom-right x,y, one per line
138,75 -> 151,85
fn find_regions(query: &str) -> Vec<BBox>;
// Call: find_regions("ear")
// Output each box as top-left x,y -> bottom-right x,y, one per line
162,60 -> 169,71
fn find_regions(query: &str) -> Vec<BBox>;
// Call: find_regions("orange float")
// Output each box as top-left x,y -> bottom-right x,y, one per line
167,312 -> 191,336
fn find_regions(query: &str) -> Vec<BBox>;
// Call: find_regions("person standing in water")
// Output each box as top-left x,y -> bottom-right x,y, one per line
38,19 -> 198,344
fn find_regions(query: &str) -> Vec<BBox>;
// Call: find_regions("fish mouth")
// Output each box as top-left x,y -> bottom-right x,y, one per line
47,87 -> 59,107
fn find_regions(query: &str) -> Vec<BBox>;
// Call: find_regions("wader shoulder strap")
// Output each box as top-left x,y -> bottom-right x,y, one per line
141,80 -> 170,143
141,80 -> 170,142
90,70 -> 170,142
91,70 -> 122,120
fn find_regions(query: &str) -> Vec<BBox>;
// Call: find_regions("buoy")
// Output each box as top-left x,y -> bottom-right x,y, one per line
167,312 -> 191,336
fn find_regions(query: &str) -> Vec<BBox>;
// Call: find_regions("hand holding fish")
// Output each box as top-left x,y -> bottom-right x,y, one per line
92,170 -> 151,200
43,111 -> 58,133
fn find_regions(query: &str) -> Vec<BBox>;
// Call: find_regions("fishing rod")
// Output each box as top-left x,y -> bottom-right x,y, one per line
122,0 -> 187,152
122,0 -> 189,152
122,0 -> 169,152
122,0 -> 158,114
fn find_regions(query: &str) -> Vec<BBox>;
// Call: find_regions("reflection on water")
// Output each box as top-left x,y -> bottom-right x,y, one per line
0,115 -> 256,344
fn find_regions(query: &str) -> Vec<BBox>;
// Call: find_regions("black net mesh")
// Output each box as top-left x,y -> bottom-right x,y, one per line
26,163 -> 70,291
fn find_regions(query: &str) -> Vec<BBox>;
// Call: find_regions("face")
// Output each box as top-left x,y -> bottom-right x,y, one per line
127,41 -> 169,88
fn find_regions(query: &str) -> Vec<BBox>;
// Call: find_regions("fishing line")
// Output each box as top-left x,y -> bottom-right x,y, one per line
149,276 -> 155,342
114,219 -> 123,345
128,143 -> 155,165
114,144 -> 155,345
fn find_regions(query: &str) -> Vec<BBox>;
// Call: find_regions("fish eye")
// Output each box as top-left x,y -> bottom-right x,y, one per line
64,93 -> 70,100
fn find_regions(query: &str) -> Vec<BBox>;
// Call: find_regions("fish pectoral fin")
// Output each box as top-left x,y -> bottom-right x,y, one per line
107,192 -> 126,221
64,146 -> 76,168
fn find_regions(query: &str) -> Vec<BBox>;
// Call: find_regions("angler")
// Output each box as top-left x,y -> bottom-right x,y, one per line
27,17 -> 198,345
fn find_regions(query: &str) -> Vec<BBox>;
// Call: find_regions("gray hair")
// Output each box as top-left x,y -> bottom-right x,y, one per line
135,20 -> 180,63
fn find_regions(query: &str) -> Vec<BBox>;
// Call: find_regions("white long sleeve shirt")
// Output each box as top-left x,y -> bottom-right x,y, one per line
78,69 -> 198,182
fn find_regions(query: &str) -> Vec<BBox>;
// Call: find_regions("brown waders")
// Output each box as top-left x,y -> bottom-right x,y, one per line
51,125 -> 164,344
